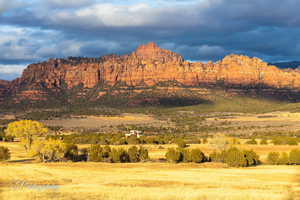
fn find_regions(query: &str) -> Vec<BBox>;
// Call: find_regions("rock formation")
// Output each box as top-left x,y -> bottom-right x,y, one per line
2,42 -> 300,104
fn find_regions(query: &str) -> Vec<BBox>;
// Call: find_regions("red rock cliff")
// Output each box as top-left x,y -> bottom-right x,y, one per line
4,42 -> 300,102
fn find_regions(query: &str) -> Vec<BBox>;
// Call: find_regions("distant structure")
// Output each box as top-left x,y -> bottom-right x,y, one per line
125,130 -> 143,138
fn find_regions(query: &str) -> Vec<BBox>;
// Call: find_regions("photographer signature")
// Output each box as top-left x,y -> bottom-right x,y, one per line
12,180 -> 60,191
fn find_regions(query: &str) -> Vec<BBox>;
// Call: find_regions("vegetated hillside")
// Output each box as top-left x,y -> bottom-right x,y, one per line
2,42 -> 300,109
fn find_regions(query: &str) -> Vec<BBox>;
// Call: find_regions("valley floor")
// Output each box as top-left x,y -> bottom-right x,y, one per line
1,162 -> 300,200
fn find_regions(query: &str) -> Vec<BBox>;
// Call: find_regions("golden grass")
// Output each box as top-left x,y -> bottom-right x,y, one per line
207,111 -> 300,122
1,141 -> 300,200
89,113 -> 154,121
0,162 -> 299,200
41,113 -> 166,128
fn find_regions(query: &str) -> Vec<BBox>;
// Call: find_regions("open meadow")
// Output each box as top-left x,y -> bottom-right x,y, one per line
41,113 -> 168,129
0,141 -> 300,200
1,162 -> 299,200
2,97 -> 300,200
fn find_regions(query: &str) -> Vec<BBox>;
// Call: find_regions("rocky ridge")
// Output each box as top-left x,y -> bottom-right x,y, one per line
2,42 -> 300,104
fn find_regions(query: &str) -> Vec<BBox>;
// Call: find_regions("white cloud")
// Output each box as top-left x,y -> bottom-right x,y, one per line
0,0 -> 16,13
0,25 -> 64,62
162,42 -> 225,55
0,0 -> 27,13
1,0 -> 300,67
42,1 -> 201,28
75,3 -> 154,27
46,0 -> 94,8
196,45 -> 225,56
0,64 -> 26,75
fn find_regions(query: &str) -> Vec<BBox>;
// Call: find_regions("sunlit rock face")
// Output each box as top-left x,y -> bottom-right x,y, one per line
0,80 -> 10,102
2,42 -> 300,102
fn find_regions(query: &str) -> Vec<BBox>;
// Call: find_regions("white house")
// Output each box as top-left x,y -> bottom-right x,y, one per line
125,130 -> 143,138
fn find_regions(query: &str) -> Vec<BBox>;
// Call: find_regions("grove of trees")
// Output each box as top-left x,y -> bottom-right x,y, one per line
5,120 -> 48,151
88,145 -> 149,163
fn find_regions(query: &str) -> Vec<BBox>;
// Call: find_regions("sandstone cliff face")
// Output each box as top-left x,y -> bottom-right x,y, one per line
0,80 -> 9,89
0,80 -> 10,102
4,42 -> 300,103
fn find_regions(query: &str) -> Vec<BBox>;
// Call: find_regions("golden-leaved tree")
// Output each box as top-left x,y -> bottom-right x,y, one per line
31,139 -> 67,162
5,120 -> 48,151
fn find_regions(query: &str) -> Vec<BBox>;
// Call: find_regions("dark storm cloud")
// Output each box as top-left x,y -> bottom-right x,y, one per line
0,0 -> 300,79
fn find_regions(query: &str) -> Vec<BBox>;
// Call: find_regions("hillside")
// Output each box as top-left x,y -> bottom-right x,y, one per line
1,42 -> 300,107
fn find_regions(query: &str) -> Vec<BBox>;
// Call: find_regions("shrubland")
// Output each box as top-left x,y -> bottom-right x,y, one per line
0,146 -> 10,161
267,150 -> 300,165
209,147 -> 260,167
88,144 -> 149,163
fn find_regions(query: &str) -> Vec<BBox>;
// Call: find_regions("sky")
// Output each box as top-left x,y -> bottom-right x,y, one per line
0,0 -> 300,80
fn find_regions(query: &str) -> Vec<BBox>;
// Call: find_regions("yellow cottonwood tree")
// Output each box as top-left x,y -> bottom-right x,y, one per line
31,139 -> 66,162
5,120 -> 48,151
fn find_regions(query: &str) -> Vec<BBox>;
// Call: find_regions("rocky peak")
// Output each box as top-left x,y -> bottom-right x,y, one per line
217,54 -> 269,70
131,42 -> 183,63
0,80 -> 10,87
5,43 -> 300,105
135,42 -> 160,56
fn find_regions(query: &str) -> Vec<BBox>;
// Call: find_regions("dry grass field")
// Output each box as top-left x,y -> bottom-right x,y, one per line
206,111 -> 300,134
2,110 -> 300,200
41,113 -> 168,129
207,112 -> 300,122
0,163 -> 299,200
1,142 -> 300,200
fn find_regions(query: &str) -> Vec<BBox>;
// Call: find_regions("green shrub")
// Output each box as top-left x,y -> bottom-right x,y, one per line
103,145 -> 111,160
224,147 -> 247,167
271,138 -> 285,145
0,130 -> 5,141
278,152 -> 289,165
4,135 -> 15,142
110,148 -> 129,163
78,148 -> 88,161
271,137 -> 298,146
0,129 -> 15,142
175,139 -> 187,148
88,145 -> 146,163
209,151 -> 226,163
116,138 -> 127,145
244,150 -> 259,166
267,152 -> 280,165
127,136 -> 140,145
260,139 -> 268,145
245,139 -> 257,145
289,149 -> 300,165
165,148 -> 182,163
109,149 -> 120,163
209,151 -> 218,162
119,149 -> 130,163
64,144 -> 78,162
190,149 -> 206,163
182,149 -> 192,162
287,138 -> 298,146
32,139 -> 67,162
88,144 -> 104,162
165,148 -> 206,163
0,146 -> 10,161
138,146 -> 149,161
128,146 -> 139,162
